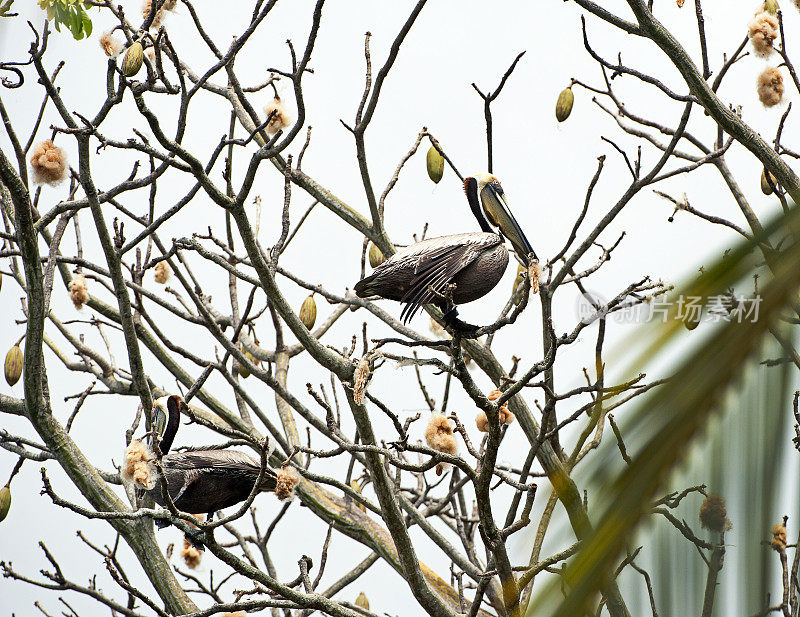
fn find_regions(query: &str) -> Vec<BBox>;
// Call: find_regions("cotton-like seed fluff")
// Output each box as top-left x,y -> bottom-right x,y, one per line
476,390 -> 516,432
181,538 -> 202,569
30,140 -> 67,185
771,521 -> 788,551
275,467 -> 300,500
121,440 -> 158,490
141,0 -> 176,29
99,31 -> 123,57
749,12 -> 779,57
699,494 -> 730,532
154,261 -> 171,284
425,414 -> 458,455
264,96 -> 292,136
757,67 -> 784,107
69,274 -> 89,309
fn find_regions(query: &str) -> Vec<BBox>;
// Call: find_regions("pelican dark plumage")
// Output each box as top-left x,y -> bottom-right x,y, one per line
145,395 -> 277,523
354,173 -> 536,329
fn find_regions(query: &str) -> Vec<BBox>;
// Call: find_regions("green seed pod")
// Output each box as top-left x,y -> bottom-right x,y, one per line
355,592 -> 369,610
764,0 -> 779,14
761,169 -> 777,195
122,42 -> 144,77
0,485 -> 9,522
426,146 -> 444,184
5,344 -> 22,386
555,87 -> 575,122
299,294 -> 317,330
234,351 -> 257,379
368,243 -> 385,268
233,360 -> 250,379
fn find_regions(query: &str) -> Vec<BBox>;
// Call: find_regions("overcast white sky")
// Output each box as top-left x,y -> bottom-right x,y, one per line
2,1 -> 799,615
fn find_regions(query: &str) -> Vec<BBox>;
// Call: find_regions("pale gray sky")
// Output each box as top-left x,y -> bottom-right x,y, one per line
1,1 -> 798,615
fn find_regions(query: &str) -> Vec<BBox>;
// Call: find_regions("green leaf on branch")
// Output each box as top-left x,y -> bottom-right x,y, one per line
37,0 -> 93,40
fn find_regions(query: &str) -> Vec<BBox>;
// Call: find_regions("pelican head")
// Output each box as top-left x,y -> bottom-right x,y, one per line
150,395 -> 186,454
464,173 -> 537,264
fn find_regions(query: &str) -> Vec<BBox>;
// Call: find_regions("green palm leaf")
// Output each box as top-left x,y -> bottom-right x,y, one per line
532,205 -> 800,616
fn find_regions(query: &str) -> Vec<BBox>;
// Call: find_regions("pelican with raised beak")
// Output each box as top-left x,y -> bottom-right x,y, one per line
354,173 -> 536,331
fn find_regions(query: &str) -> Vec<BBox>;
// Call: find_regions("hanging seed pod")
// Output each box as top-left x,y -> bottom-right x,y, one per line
5,344 -> 23,386
355,592 -> 370,610
299,294 -> 317,330
234,351 -> 258,379
426,146 -> 444,184
555,87 -> 575,122
0,458 -> 22,522
298,293 -> 317,330
0,485 -> 9,522
122,42 -> 144,77
368,243 -> 385,268
233,360 -> 250,379
761,169 -> 777,195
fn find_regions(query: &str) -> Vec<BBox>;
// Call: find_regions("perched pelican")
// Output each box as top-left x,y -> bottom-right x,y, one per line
354,173 -> 536,329
143,396 -> 278,544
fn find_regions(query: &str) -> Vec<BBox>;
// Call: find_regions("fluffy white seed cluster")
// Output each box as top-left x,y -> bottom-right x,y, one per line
748,12 -> 779,57
30,140 -> 67,185
424,414 -> 458,475
264,96 -> 292,135
154,261 -> 171,284
69,274 -> 89,309
275,467 -> 300,500
99,30 -> 123,57
757,66 -> 785,107
121,440 -> 158,490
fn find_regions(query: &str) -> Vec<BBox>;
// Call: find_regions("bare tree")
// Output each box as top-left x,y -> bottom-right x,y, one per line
2,1 -> 800,617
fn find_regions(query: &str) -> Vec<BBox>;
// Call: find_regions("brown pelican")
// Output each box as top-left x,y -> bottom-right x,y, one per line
143,396 -> 277,544
354,173 -> 536,330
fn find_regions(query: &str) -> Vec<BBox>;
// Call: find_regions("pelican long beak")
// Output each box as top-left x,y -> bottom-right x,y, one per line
151,397 -> 169,444
480,180 -> 537,264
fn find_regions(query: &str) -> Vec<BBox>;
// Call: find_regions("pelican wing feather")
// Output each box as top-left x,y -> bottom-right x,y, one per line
163,450 -> 262,472
399,235 -> 499,323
